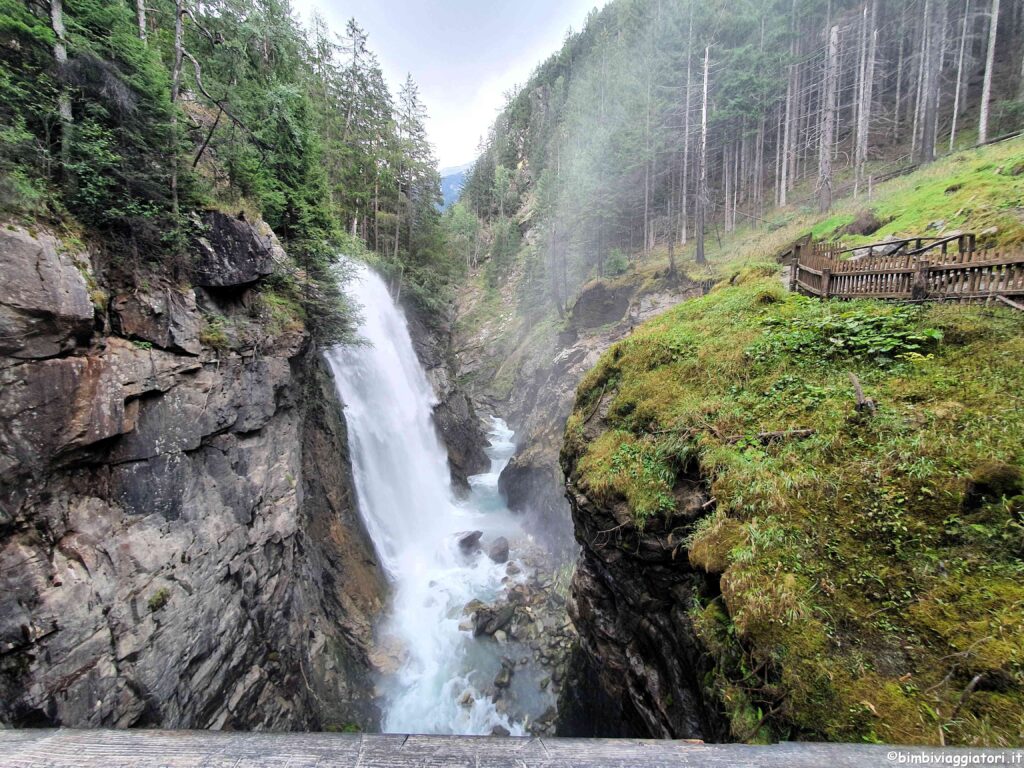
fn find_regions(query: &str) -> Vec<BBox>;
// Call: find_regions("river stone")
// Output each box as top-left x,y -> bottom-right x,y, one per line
473,604 -> 515,637
488,537 -> 510,564
462,599 -> 485,616
493,660 -> 513,689
457,530 -> 483,554
493,630 -> 507,644
490,725 -> 511,737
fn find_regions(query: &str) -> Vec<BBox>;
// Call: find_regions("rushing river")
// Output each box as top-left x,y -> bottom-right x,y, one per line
325,264 -> 553,735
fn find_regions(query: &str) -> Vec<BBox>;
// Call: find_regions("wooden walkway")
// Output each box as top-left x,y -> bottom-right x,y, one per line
1,729 -> 1021,767
787,235 -> 1024,306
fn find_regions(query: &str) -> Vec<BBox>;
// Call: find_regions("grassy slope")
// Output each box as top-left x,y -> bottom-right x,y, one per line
665,136 -> 1024,282
562,142 -> 1024,746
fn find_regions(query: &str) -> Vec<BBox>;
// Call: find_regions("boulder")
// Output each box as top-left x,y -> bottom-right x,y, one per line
473,603 -> 515,637
488,537 -> 510,564
193,212 -> 278,288
0,227 -> 94,361
457,530 -> 483,554
112,287 -> 201,355
490,724 -> 511,737
493,659 -> 514,689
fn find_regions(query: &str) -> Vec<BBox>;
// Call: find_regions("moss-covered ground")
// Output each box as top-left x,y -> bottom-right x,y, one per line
564,268 -> 1024,746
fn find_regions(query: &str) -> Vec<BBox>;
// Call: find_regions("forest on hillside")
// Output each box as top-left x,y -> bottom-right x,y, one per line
0,0 -> 461,339
462,0 -> 1024,320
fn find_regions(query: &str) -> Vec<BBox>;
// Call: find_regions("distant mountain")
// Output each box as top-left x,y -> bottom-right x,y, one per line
439,162 -> 473,210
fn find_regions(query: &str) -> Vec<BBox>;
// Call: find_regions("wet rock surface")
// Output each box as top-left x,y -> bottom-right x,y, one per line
457,549 -> 577,737
560,412 -> 728,740
403,301 -> 488,492
0,223 -> 384,730
457,273 -> 705,550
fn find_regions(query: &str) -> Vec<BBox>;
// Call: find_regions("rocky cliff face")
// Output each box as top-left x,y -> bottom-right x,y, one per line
0,217 -> 384,729
559,392 -> 727,742
485,276 -> 706,547
403,303 -> 488,492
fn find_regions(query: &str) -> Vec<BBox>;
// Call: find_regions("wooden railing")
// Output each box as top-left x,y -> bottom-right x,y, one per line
791,247 -> 1024,304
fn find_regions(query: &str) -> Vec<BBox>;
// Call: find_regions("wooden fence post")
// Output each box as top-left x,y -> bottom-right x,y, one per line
912,260 -> 930,300
821,268 -> 832,298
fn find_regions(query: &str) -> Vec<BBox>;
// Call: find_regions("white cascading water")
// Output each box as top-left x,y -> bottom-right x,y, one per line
326,263 -> 542,735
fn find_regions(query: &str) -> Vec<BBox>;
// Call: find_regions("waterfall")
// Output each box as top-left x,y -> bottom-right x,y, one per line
325,263 -> 547,736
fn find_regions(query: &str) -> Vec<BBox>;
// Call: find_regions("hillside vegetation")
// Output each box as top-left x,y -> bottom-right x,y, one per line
1,0 -> 461,337
561,142 -> 1024,745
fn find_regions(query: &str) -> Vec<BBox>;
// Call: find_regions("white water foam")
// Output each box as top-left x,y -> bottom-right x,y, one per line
326,263 -> 534,735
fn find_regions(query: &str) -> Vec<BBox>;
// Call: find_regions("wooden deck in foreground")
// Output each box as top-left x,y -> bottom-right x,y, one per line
1,729 -> 1020,767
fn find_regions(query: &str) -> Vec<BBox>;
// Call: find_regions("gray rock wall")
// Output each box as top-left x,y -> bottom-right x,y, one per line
0,217 -> 384,730
403,301 -> 489,492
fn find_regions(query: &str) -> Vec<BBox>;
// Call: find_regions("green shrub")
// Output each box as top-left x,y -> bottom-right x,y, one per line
147,587 -> 171,613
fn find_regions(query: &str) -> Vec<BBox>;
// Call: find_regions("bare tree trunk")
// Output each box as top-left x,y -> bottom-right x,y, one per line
695,46 -> 709,267
950,0 -> 971,150
855,2 -> 877,194
919,0 -> 941,162
774,105 -> 783,206
49,0 -> 72,181
978,0 -> 1000,144
894,34 -> 905,143
643,86 -> 651,254
170,0 -> 184,216
680,7 -> 693,245
912,3 -> 928,159
818,25 -> 839,213
723,146 -> 730,232
667,158 -> 677,283
136,0 -> 147,40
854,5 -> 869,195
780,0 -> 797,205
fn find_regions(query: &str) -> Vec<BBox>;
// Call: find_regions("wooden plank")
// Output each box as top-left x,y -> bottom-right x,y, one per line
996,294 -> 1024,311
1,730 -> 1021,768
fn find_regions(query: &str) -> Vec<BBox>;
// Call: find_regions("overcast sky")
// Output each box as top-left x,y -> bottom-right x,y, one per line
291,0 -> 605,170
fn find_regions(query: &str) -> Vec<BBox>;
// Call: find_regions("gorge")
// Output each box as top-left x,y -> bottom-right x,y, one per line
2,0 -> 1024,753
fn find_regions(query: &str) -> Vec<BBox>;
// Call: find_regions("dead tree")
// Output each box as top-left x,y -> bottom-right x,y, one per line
818,25 -> 839,212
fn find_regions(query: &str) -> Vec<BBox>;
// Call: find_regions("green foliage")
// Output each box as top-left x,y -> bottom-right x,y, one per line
605,248 -> 629,276
486,216 -> 520,287
1,0 -> 452,337
199,316 -> 229,350
147,587 -> 171,612
750,300 -> 943,368
565,276 -> 1024,746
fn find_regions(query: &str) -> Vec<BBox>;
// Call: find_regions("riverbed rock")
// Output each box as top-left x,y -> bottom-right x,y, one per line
494,660 -> 514,689
490,724 -> 511,737
488,536 -> 510,564
457,530 -> 484,554
473,604 -> 515,637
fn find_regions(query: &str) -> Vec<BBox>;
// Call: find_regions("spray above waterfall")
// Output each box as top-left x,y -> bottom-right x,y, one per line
325,263 -> 559,735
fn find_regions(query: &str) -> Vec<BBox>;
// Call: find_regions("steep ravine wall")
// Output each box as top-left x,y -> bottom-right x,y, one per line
0,218 -> 384,729
403,302 -> 489,492
455,271 -> 706,547
559,400 -> 728,741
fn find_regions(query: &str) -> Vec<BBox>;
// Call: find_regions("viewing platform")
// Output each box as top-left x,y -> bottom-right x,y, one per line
2,729 -> 1021,767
